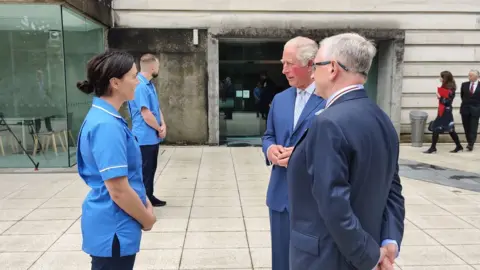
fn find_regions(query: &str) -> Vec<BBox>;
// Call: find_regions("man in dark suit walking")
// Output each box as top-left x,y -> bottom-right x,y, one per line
262,36 -> 325,270
287,33 -> 405,270
460,70 -> 480,151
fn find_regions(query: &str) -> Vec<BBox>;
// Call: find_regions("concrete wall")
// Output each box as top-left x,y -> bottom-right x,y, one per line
112,0 -> 480,137
64,0 -> 112,27
108,29 -> 209,144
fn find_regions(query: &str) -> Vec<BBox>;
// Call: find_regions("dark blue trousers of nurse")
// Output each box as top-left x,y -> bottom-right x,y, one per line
91,235 -> 135,270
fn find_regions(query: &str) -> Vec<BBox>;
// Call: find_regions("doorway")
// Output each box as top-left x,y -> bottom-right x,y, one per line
216,39 -> 382,146
218,39 -> 287,145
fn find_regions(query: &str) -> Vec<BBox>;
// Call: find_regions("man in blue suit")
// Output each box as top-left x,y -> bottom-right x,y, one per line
287,33 -> 405,270
262,36 -> 326,270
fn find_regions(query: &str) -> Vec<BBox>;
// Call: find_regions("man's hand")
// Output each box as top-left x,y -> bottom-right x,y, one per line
158,125 -> 167,139
378,258 -> 394,270
277,147 -> 294,168
267,145 -> 285,165
383,243 -> 398,264
374,245 -> 396,270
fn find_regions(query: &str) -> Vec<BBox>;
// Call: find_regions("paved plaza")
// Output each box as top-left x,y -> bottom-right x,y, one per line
0,145 -> 480,269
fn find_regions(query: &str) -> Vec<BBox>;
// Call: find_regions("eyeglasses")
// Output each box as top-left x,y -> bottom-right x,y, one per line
313,60 -> 367,76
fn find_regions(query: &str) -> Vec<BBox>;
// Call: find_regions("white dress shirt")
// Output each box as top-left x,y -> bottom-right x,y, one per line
293,82 -> 315,129
470,81 -> 478,94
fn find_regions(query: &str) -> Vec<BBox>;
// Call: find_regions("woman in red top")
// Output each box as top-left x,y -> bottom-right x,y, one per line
424,71 -> 463,153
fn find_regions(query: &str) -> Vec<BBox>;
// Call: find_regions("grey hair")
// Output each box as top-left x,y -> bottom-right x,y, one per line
319,33 -> 376,76
284,36 -> 319,66
469,69 -> 480,76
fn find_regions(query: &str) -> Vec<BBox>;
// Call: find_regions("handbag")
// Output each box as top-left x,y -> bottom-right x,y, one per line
427,121 -> 435,132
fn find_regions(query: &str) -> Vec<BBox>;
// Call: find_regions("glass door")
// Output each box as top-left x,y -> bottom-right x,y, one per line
218,40 -> 288,145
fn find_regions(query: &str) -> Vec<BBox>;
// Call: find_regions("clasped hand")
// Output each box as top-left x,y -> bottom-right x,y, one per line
267,145 -> 294,168
375,243 -> 397,270
157,125 -> 167,139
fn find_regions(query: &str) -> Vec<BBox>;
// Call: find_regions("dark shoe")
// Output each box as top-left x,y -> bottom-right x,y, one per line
150,196 -> 167,207
450,146 -> 463,153
467,145 -> 474,151
423,148 -> 437,154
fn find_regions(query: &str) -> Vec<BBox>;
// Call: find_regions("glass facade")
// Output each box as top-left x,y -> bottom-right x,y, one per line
0,4 -> 105,168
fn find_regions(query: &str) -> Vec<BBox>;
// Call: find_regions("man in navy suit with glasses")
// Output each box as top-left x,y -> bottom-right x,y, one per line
287,33 -> 405,270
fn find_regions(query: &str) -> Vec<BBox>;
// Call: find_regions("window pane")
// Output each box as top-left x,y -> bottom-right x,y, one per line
62,7 -> 105,167
0,4 -> 67,168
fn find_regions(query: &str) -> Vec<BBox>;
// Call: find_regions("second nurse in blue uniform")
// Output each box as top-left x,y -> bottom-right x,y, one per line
76,51 -> 157,270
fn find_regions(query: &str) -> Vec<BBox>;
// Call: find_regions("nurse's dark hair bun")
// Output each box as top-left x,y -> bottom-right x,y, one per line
77,80 -> 94,94
77,50 -> 135,97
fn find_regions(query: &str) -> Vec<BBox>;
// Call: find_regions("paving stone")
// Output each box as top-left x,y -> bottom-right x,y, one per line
0,145 -> 478,269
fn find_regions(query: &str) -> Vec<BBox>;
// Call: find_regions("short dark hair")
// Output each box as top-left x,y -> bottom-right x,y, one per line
77,50 -> 135,97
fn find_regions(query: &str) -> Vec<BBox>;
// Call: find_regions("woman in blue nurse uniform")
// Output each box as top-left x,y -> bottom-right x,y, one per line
76,50 -> 157,270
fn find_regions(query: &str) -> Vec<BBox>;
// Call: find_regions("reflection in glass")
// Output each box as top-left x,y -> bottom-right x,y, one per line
62,7 -> 105,166
0,4 -> 105,168
0,4 -> 67,168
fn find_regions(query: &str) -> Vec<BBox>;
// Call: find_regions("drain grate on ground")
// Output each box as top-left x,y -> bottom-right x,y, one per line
399,159 -> 480,192
449,175 -> 480,181
227,142 -> 256,147
402,163 -> 446,171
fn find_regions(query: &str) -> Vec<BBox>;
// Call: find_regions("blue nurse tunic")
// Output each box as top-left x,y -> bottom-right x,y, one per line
77,97 -> 147,257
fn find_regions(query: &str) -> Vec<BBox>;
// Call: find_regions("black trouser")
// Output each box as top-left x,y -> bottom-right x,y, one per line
430,130 -> 462,149
140,143 -> 160,199
461,113 -> 479,146
34,117 -> 53,133
91,235 -> 136,270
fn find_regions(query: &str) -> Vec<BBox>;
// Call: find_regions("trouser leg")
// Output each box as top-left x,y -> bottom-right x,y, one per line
269,209 -> 290,270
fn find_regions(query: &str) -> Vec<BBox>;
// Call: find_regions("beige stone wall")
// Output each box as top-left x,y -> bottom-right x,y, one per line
113,0 -> 480,12
112,0 -> 480,134
402,31 -> 480,133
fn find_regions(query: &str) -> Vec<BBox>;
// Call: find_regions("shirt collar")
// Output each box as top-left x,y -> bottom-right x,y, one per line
137,73 -> 151,85
326,84 -> 364,107
92,97 -> 122,119
297,82 -> 316,95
